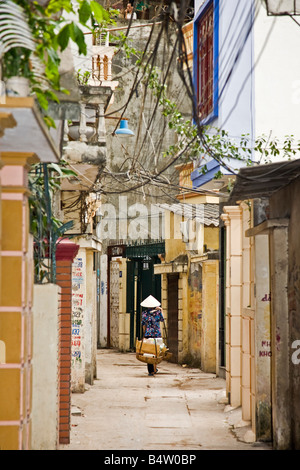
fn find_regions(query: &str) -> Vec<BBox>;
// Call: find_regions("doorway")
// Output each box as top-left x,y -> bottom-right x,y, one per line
126,256 -> 161,349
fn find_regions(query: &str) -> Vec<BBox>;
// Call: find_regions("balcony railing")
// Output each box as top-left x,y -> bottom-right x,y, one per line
65,31 -> 118,145
89,31 -> 118,87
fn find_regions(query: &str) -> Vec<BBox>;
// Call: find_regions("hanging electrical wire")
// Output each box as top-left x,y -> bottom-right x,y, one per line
66,0 -> 295,207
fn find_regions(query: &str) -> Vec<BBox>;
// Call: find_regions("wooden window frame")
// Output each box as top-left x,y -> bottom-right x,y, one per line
193,0 -> 219,124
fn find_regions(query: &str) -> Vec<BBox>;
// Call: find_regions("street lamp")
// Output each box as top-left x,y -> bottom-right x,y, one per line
105,115 -> 135,137
264,0 -> 300,15
115,119 -> 135,137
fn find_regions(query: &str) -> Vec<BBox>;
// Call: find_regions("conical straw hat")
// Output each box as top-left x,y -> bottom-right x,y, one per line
140,295 -> 161,308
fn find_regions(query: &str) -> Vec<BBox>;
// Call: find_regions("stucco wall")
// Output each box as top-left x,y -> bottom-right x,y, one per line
99,254 -> 108,347
187,261 -> 202,365
31,284 -> 60,450
269,178 -> 300,448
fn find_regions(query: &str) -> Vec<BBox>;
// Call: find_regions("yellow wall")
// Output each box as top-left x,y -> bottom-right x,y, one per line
164,212 -> 186,263
0,153 -> 35,450
201,260 -> 218,373
161,205 -> 219,371
187,261 -> 202,365
204,226 -> 219,251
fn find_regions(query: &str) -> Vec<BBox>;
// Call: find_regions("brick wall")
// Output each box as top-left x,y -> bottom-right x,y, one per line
56,240 -> 79,445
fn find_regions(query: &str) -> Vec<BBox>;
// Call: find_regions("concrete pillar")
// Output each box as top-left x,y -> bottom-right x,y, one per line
85,249 -> 97,385
221,206 -> 243,407
202,259 -> 218,373
97,103 -> 106,144
178,273 -> 188,363
119,314 -> 130,351
31,284 -> 61,449
79,103 -> 87,142
0,152 -> 38,450
269,224 -> 291,449
241,203 -> 253,427
119,259 -> 130,352
71,252 -> 86,392
71,247 -> 97,389
99,254 -> 108,347
178,275 -> 190,360
254,233 -> 271,441
245,217 -> 290,446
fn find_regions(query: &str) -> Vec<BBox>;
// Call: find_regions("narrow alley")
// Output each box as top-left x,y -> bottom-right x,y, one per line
60,349 -> 271,452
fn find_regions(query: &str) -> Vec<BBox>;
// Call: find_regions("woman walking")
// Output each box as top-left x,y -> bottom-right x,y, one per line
140,295 -> 165,376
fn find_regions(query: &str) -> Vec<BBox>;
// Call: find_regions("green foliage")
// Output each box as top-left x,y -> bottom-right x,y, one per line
2,47 -> 33,79
2,0 -> 112,127
76,68 -> 91,85
28,161 -> 78,283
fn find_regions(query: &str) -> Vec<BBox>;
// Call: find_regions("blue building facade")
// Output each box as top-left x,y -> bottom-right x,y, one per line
192,0 -> 255,188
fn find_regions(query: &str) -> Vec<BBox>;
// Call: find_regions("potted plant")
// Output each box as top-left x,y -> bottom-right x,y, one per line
3,48 -> 32,96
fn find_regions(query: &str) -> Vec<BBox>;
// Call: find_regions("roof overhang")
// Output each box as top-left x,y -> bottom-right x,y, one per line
0,97 -> 61,163
228,159 -> 300,203
157,202 -> 220,227
191,159 -> 233,188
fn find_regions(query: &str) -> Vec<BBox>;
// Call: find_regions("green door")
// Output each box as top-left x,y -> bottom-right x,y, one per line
126,256 -> 161,348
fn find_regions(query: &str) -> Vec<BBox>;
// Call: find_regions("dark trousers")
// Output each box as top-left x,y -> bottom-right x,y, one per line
147,363 -> 154,374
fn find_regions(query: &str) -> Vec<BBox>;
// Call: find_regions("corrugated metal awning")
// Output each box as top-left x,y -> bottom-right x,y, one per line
157,202 -> 219,227
228,159 -> 300,203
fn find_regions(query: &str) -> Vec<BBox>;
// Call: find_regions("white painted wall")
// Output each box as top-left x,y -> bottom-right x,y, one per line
84,250 -> 97,384
31,284 -> 60,450
194,0 -> 300,168
217,0 -> 254,143
254,2 -> 300,145
71,243 -> 100,390
194,0 -> 255,173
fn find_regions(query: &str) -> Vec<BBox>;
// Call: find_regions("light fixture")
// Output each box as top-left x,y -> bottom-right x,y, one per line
115,119 -> 135,137
264,0 -> 300,15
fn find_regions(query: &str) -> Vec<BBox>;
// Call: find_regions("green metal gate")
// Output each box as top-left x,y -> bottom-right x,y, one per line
126,242 -> 164,349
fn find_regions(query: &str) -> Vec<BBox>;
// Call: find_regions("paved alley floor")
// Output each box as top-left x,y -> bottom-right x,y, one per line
60,349 -> 271,452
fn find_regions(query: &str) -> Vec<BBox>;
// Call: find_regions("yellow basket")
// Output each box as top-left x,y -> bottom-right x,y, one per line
135,352 -> 164,365
135,339 -> 170,365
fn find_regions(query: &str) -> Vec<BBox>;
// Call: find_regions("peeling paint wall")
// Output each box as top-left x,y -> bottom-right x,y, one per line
202,260 -> 218,373
270,177 -> 300,448
110,259 -> 121,349
99,254 -> 108,347
187,262 -> 202,365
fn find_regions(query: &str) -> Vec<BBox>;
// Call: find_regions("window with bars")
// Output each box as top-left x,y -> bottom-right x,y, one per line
194,0 -> 218,123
